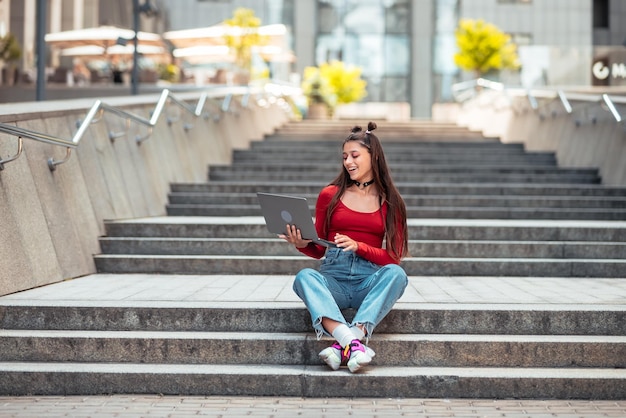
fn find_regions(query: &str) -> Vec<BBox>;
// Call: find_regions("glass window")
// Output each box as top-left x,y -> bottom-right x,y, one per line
511,33 -> 533,46
593,0 -> 609,29
383,76 -> 410,101
385,35 -> 410,76
385,0 -> 410,34
318,2 -> 339,34
344,4 -> 385,35
315,0 -> 411,103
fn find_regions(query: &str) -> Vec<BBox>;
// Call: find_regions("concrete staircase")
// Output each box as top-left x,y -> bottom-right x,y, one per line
95,120 -> 626,278
1,284 -> 625,398
1,120 -> 625,398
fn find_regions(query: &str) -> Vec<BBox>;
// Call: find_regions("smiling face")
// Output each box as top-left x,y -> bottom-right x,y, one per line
342,141 -> 373,184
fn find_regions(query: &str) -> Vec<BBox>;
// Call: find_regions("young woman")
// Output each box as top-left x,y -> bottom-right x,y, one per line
280,121 -> 409,373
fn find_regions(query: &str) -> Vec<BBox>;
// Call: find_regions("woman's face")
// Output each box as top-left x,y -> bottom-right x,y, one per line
342,141 -> 373,183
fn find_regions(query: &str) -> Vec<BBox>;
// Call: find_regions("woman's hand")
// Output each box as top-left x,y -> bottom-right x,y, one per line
334,233 -> 358,252
278,224 -> 312,248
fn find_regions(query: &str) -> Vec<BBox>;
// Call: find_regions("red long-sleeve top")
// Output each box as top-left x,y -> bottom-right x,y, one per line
298,185 -> 402,266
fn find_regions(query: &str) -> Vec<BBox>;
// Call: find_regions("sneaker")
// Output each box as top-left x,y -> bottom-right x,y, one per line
319,341 -> 344,371
344,339 -> 373,373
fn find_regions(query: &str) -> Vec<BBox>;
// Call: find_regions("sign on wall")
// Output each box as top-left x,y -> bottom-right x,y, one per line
592,48 -> 626,86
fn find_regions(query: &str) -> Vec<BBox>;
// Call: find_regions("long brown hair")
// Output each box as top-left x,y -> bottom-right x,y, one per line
325,121 -> 409,261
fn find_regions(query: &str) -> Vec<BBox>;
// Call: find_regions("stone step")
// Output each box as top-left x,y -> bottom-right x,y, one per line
101,218 -> 626,241
246,143 -> 530,154
1,330 -> 624,368
93,254 -> 626,277
245,139 -> 543,152
271,126 -> 492,134
271,125 -> 492,135
266,133 -> 500,141
0,362 -> 624,398
171,182 -> 626,197
251,138 -> 513,147
233,151 -> 558,165
165,204 -> 626,220
266,133 -> 497,141
209,163 -> 597,176
2,282 -> 624,335
167,192 -> 626,209
98,237 -> 626,259
207,171 -> 600,184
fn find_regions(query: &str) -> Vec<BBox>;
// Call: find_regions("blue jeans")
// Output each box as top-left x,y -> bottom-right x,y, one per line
293,247 -> 408,341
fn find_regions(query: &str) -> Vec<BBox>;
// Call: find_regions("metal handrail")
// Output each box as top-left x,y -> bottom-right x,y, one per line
452,78 -> 626,127
0,123 -> 78,148
0,86 -> 265,171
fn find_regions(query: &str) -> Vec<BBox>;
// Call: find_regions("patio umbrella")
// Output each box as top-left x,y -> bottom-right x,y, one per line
166,24 -> 294,64
45,25 -> 164,49
164,23 -> 289,49
172,45 -> 233,64
172,45 -> 294,64
60,44 -> 169,63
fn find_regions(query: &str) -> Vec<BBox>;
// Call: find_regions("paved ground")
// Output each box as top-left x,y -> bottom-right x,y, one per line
2,273 -> 626,307
1,273 -> 625,417
1,395 -> 626,417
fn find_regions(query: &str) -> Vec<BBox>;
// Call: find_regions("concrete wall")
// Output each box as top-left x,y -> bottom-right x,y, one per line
450,92 -> 626,187
0,91 -> 291,296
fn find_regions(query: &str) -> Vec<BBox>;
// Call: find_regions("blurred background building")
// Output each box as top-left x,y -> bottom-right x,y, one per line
1,0 -> 625,118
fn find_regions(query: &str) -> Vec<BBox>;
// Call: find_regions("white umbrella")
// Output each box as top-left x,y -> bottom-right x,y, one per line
60,44 -> 168,59
45,25 -> 164,49
172,45 -> 294,65
164,23 -> 289,49
172,45 -> 233,64
168,24 -> 294,64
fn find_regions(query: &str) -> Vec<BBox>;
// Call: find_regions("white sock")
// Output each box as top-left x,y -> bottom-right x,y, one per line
350,325 -> 365,341
331,324 -> 355,348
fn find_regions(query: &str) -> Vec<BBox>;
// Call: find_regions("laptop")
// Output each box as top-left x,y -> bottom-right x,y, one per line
257,192 -> 337,248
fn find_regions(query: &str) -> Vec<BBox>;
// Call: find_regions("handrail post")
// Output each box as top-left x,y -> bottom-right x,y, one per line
527,91 -> 539,111
241,93 -> 250,108
558,90 -> 572,114
150,89 -> 170,126
222,94 -> 233,112
195,93 -> 208,117
602,94 -> 623,123
72,100 -> 103,144
0,136 -> 23,170
47,148 -> 72,171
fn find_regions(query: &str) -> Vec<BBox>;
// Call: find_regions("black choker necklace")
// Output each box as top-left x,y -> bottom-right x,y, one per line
354,179 -> 375,188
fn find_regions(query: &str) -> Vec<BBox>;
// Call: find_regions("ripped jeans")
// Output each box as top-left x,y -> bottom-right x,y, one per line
292,247 -> 408,342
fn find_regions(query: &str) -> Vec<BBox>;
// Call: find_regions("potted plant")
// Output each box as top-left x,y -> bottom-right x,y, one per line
454,19 -> 520,79
301,66 -> 334,119
0,32 -> 22,85
301,60 -> 367,119
223,7 -> 268,84
157,63 -> 180,83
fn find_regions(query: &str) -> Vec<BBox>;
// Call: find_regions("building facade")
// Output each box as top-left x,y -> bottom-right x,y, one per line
2,0 -> 625,117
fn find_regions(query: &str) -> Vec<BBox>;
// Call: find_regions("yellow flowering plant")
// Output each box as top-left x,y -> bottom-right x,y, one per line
0,32 -> 22,66
301,60 -> 367,112
158,63 -> 180,82
223,7 -> 268,72
454,19 -> 520,77
301,66 -> 335,107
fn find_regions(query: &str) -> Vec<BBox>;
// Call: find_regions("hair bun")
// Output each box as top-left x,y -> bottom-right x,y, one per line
367,121 -> 377,132
351,126 -> 363,134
